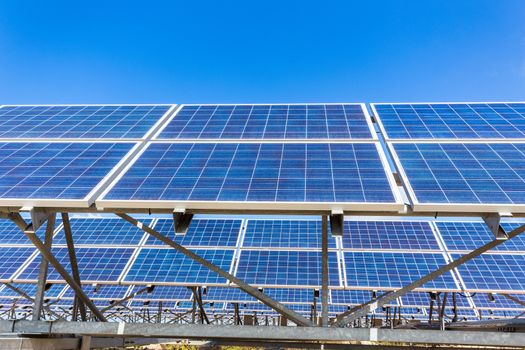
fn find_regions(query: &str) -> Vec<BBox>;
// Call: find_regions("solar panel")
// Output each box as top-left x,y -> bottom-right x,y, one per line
53,218 -> 148,246
123,248 -> 234,285
471,293 -> 525,310
61,285 -> 131,300
157,104 -> 374,140
0,105 -> 172,139
341,221 -> 440,250
330,290 -> 399,306
0,283 -> 65,299
401,292 -> 471,308
235,250 -> 340,287
392,142 -> 525,211
242,220 -> 337,249
452,253 -> 525,292
373,103 -> 525,140
0,248 -> 36,281
132,286 -> 192,301
0,142 -> 135,207
17,247 -> 134,283
145,219 -> 242,247
99,142 -> 401,211
204,287 -> 256,302
265,288 -> 314,304
436,222 -> 525,251
344,252 -> 457,290
0,220 -> 48,244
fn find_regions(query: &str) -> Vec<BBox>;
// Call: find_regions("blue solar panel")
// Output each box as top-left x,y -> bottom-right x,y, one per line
452,253 -> 525,292
0,283 -> 65,298
480,309 -> 524,318
0,220 -> 48,244
344,252 -> 457,290
102,142 -> 396,204
124,248 -> 234,284
53,218 -> 148,246
18,248 -> 134,282
0,142 -> 134,201
0,248 -> 35,280
145,219 -> 242,247
243,220 -> 337,249
204,287 -> 256,302
341,221 -> 440,250
471,293 -> 525,310
393,143 -> 525,205
0,105 -> 171,139
436,222 -> 525,251
373,103 -> 525,140
330,290 -> 398,306
61,284 -> 131,300
235,250 -> 340,287
133,286 -> 192,301
401,292 -> 471,308
158,104 -> 373,140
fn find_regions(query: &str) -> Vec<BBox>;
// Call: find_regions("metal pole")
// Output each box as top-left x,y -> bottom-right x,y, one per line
117,213 -> 313,327
321,215 -> 329,327
32,214 -> 55,321
62,213 -> 87,321
332,222 -> 525,326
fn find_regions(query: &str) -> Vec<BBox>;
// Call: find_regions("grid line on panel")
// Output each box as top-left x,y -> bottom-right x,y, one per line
392,142 -> 525,205
157,104 -> 373,140
374,103 -> 525,140
102,142 -> 396,204
0,142 -> 135,201
0,105 -> 172,139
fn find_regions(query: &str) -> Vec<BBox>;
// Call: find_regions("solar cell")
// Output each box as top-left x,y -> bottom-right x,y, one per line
0,142 -> 135,206
133,286 -> 192,301
124,248 -> 234,285
0,283 -> 65,298
436,222 -> 525,251
204,287 -> 256,302
0,105 -> 172,139
0,220 -> 48,244
145,219 -> 242,247
157,104 -> 373,140
61,285 -> 131,300
373,103 -> 525,140
235,250 -> 340,287
471,293 -> 525,310
452,253 -> 525,292
341,221 -> 440,250
344,252 -> 457,290
53,218 -> 148,246
100,142 -> 400,210
242,220 -> 337,249
265,288 -> 314,303
17,247 -> 134,282
0,248 -> 36,280
392,142 -> 525,210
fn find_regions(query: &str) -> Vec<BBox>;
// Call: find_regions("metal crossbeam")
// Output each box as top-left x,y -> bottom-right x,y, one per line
117,213 -> 314,327
332,223 -> 525,327
8,213 -> 107,322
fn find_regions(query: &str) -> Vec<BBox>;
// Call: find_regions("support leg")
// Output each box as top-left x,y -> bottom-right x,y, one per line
32,214 -> 55,321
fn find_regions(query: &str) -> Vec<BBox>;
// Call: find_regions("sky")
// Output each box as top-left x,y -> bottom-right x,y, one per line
0,0 -> 524,104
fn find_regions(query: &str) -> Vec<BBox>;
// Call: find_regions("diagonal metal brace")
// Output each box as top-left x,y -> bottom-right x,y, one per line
332,222 -> 525,327
117,213 -> 314,327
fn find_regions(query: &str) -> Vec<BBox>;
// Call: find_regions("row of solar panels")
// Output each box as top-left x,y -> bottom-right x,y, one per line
1,218 -> 524,292
0,102 -> 524,214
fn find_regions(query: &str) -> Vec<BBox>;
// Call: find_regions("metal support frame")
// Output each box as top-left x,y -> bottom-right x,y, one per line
32,214 -> 55,321
8,213 -> 107,322
61,213 -> 87,321
192,287 -> 209,324
3,284 -> 63,320
321,215 -> 329,326
482,213 -> 508,240
173,209 -> 194,235
100,286 -> 151,313
332,222 -> 525,327
329,212 -> 344,236
117,213 -> 314,327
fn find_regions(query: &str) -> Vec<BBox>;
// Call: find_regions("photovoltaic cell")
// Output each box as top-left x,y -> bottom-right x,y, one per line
0,248 -> 35,280
103,142 -> 396,203
235,250 -> 340,287
242,220 -> 336,249
61,285 -> 131,300
133,286 -> 192,301
124,249 -> 234,284
158,104 -> 372,140
264,288 -> 313,303
53,218 -> 148,246
0,142 -> 134,201
341,221 -> 439,250
0,283 -> 65,298
393,143 -> 525,205
452,253 -> 525,292
18,248 -> 134,282
471,293 -> 525,310
145,219 -> 241,247
436,222 -> 525,251
0,220 -> 47,244
344,252 -> 456,290
0,105 -> 171,139
204,287 -> 256,302
374,103 -> 525,140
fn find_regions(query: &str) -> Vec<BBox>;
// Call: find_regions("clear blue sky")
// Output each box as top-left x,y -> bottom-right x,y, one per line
0,0 -> 524,104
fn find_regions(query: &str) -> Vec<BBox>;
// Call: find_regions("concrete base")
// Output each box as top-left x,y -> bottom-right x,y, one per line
0,336 -> 166,349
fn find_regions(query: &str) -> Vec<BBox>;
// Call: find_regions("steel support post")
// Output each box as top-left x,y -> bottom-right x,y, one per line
117,213 -> 313,327
9,213 -> 107,322
62,213 -> 87,321
32,213 -> 55,321
332,222 -> 525,327
321,215 -> 329,327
